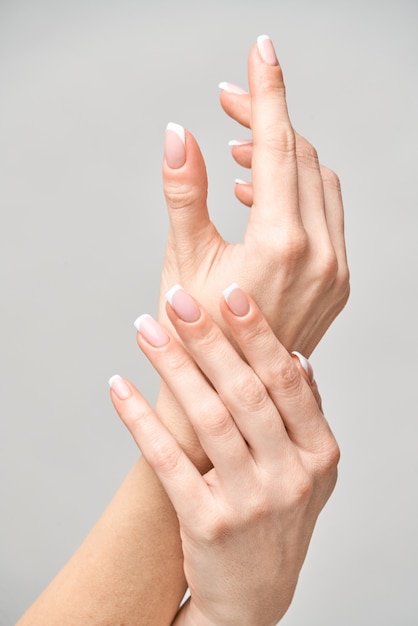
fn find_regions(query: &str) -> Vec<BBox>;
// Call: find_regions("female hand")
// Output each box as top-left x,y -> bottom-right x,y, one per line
110,285 -> 340,625
160,35 -> 349,359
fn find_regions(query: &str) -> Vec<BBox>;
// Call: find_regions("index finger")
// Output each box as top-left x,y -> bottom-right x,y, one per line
248,36 -> 302,233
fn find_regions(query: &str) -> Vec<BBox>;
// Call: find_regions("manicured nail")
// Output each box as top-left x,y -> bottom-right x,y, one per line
228,139 -> 252,147
257,35 -> 278,66
165,122 -> 186,169
218,81 -> 247,95
234,178 -> 250,185
166,285 -> 201,323
134,314 -> 170,347
109,375 -> 132,400
223,283 -> 250,316
291,351 -> 315,384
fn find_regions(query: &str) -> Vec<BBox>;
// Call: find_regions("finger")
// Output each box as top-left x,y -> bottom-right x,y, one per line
132,312 -> 250,476
229,140 -> 252,168
164,286 -> 290,465
248,36 -> 301,232
221,284 -> 332,452
109,375 -> 208,526
163,123 -> 216,263
291,352 -> 323,410
320,165 -> 350,280
218,84 -> 251,128
294,134 -> 333,244
234,179 -> 253,207
291,136 -> 341,317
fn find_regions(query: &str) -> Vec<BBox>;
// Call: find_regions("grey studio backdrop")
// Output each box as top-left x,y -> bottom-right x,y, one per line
1,1 -> 417,624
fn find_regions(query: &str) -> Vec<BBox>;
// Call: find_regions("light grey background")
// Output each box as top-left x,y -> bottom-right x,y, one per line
1,0 -> 417,624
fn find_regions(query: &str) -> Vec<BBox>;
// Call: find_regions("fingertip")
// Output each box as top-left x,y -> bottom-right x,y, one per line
109,375 -> 132,400
219,89 -> 251,128
222,283 -> 250,317
218,81 -> 247,95
165,122 -> 186,169
256,35 -> 279,66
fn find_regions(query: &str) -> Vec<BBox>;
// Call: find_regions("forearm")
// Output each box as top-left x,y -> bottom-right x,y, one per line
16,456 -> 186,626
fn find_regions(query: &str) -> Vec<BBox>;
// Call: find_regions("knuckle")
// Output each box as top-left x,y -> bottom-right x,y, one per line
276,361 -> 304,396
270,124 -> 296,160
326,260 -> 350,313
245,497 -> 271,523
233,374 -> 269,413
202,515 -> 231,543
163,182 -> 198,211
152,346 -> 194,384
311,428 -> 341,475
335,271 -> 351,309
296,137 -> 320,170
258,67 -> 287,100
319,248 -> 339,283
190,324 -> 225,359
289,472 -> 314,506
321,166 -> 342,194
149,438 -> 183,475
280,230 -> 309,265
198,402 -> 234,439
326,439 -> 341,469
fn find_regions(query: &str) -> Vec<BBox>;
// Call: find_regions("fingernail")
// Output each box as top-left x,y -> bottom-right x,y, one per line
228,139 -> 252,147
257,35 -> 278,66
134,314 -> 170,347
166,285 -> 201,323
234,178 -> 250,185
223,283 -> 250,316
165,122 -> 186,169
218,81 -> 247,95
109,375 -> 132,400
291,351 -> 315,384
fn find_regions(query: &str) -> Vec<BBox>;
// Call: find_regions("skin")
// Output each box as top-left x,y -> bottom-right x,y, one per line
114,286 -> 339,625
157,37 -> 349,466
16,36 -> 348,625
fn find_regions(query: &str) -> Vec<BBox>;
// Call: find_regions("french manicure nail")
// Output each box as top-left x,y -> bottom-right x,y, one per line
257,35 -> 278,66
218,81 -> 248,95
223,283 -> 250,316
134,314 -> 170,347
228,139 -> 252,147
165,122 -> 186,169
166,285 -> 201,323
234,178 -> 250,185
109,374 -> 132,400
291,351 -> 315,384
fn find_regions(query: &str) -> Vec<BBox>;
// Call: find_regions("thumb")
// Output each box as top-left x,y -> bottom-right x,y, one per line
163,123 -> 214,260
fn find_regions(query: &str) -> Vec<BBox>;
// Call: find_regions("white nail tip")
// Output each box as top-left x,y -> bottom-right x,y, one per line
228,139 -> 252,146
222,282 -> 239,302
218,81 -> 247,95
108,374 -> 122,388
166,122 -> 185,143
257,34 -> 271,46
234,178 -> 249,185
165,284 -> 184,306
134,313 -> 152,331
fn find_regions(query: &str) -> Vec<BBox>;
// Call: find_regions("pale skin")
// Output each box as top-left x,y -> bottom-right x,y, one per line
16,36 -> 349,625
157,36 -> 349,462
113,284 -> 339,625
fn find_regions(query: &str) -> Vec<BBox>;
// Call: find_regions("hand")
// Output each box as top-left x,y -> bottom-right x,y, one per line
160,35 -> 349,358
110,285 -> 340,625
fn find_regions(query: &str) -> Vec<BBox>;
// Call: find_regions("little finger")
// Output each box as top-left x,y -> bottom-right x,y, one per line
109,375 -> 209,527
